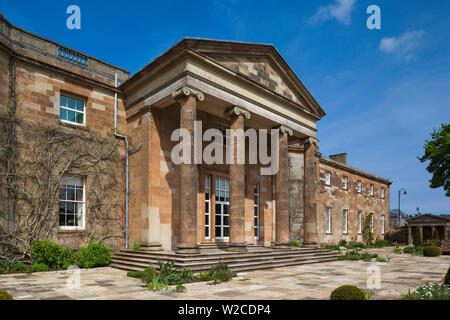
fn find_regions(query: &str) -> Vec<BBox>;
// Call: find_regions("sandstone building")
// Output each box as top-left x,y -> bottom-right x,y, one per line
0,16 -> 390,256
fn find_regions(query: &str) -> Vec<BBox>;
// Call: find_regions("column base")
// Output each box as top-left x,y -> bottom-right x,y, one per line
226,242 -> 248,253
140,242 -> 164,251
302,241 -> 318,248
176,243 -> 201,254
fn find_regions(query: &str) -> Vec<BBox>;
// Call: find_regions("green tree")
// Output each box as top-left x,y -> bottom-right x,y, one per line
413,227 -> 423,247
418,123 -> 450,196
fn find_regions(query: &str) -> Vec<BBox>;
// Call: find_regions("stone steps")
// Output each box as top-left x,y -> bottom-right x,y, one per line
110,247 -> 339,272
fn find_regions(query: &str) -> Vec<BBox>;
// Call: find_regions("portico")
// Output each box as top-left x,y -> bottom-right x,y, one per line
121,39 -> 325,253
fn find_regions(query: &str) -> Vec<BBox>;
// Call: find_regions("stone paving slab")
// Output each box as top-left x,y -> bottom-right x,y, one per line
0,248 -> 448,300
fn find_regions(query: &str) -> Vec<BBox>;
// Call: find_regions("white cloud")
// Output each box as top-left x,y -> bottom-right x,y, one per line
309,0 -> 356,25
379,30 -> 425,62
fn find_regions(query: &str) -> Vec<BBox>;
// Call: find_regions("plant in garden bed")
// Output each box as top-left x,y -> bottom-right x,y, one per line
423,246 -> 441,257
0,289 -> 13,300
330,285 -> 366,300
289,241 -> 299,247
393,247 -> 402,254
402,282 -> 450,300
376,257 -> 389,263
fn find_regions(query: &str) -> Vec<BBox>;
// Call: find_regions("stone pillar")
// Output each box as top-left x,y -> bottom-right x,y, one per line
419,225 -> 423,242
172,87 -> 204,254
275,125 -> 293,247
303,137 -> 319,247
445,226 -> 448,241
408,226 -> 412,245
225,106 -> 250,252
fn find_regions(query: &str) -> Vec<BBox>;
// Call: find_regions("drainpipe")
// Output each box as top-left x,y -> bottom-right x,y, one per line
113,73 -> 129,249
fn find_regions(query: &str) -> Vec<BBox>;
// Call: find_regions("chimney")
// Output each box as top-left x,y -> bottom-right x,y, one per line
329,153 -> 347,165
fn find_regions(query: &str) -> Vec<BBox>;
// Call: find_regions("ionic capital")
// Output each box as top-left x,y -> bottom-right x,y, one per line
172,86 -> 204,102
224,106 -> 251,120
301,136 -> 319,146
277,125 -> 293,136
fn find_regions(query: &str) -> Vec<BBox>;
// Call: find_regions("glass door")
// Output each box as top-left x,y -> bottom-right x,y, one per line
215,177 -> 229,240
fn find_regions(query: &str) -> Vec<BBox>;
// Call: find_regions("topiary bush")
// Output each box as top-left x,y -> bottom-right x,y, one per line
76,242 -> 111,268
444,267 -> 450,286
414,228 -> 423,247
423,246 -> 441,257
330,285 -> 366,300
0,289 -> 13,300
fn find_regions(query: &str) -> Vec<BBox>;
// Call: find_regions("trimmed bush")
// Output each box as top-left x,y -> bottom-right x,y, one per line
0,289 -> 13,300
423,246 -> 441,257
31,240 -> 76,269
31,263 -> 49,272
414,228 -> 423,247
444,267 -> 450,286
76,242 -> 111,268
330,285 -> 366,300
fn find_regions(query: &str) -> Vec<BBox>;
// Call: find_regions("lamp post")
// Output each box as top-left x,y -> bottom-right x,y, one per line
397,188 -> 407,226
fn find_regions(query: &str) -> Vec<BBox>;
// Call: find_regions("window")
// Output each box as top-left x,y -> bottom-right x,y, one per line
343,209 -> 348,234
59,175 -> 85,229
357,181 -> 362,193
381,187 -> 385,199
215,122 -> 230,146
357,212 -> 362,234
254,184 -> 260,239
215,177 -> 230,239
325,171 -> 331,186
342,176 -> 348,190
370,213 -> 374,233
204,175 -> 211,239
381,214 -> 385,234
60,94 -> 85,125
326,208 -> 331,234
370,184 -> 374,196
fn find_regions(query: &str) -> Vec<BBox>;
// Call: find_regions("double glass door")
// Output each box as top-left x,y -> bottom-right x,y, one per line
215,177 -> 230,239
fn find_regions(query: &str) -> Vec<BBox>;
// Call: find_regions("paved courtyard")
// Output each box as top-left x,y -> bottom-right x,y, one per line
1,248 -> 449,300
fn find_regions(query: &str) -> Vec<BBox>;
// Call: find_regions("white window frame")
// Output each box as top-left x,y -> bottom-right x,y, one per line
370,184 -> 374,196
357,180 -> 362,193
343,209 -> 348,234
357,211 -> 362,234
381,214 -> 385,234
59,175 -> 85,230
370,212 -> 374,233
215,177 -> 230,240
342,176 -> 348,190
204,175 -> 211,240
60,93 -> 85,126
326,208 -> 331,234
254,184 -> 260,240
381,187 -> 385,199
325,171 -> 331,186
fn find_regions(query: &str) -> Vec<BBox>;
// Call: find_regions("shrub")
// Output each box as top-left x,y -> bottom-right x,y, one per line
147,275 -> 167,292
393,247 -> 402,254
413,228 -> 423,247
127,271 -> 144,278
207,263 -> 236,284
432,229 -> 440,245
57,246 -> 77,269
165,273 -> 184,285
157,259 -> 175,276
444,267 -> 450,286
0,289 -> 13,300
133,244 -> 141,251
76,242 -> 111,268
362,213 -> 374,245
31,263 -> 49,272
402,282 -> 450,300
31,240 -> 61,269
403,245 -> 415,254
13,262 -> 28,273
330,285 -> 366,300
289,241 -> 300,247
179,268 -> 194,282
197,271 -> 212,281
141,266 -> 159,284
0,258 -> 18,273
376,257 -> 389,262
175,284 -> 186,293
338,255 -> 348,260
423,246 -> 441,257
338,239 -> 347,247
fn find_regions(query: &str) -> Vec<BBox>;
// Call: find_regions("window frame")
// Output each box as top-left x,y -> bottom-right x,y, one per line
357,211 -> 362,234
58,175 -> 85,231
370,212 -> 374,233
370,184 -> 374,196
204,175 -> 211,240
381,214 -> 385,234
343,209 -> 348,234
342,176 -> 348,190
59,93 -> 86,126
381,187 -> 385,199
325,171 -> 331,186
254,184 -> 260,240
326,207 -> 332,234
357,180 -> 362,193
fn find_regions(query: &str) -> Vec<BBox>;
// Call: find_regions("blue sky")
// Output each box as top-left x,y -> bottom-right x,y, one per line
1,0 -> 449,215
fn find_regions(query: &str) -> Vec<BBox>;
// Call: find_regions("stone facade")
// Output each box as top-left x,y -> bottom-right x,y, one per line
0,15 -> 390,253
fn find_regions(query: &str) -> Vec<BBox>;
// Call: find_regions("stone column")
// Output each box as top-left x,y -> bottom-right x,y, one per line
275,125 -> 293,247
172,87 -> 204,254
419,225 -> 423,242
408,226 -> 412,244
225,106 -> 250,252
303,137 -> 319,247
445,226 -> 448,241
